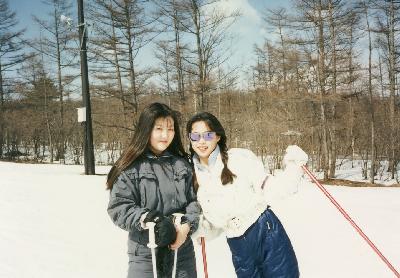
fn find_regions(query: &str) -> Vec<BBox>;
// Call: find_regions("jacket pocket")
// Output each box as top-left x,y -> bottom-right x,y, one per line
174,168 -> 189,181
128,240 -> 151,262
135,243 -> 151,257
173,168 -> 189,206
138,172 -> 158,208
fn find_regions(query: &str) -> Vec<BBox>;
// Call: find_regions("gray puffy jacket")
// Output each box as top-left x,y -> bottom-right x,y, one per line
107,150 -> 201,249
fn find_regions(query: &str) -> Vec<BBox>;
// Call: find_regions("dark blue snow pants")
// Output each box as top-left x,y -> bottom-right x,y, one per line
227,208 -> 299,278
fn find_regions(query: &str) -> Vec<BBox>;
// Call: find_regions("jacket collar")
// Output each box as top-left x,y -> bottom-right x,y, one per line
193,145 -> 220,172
144,149 -> 173,160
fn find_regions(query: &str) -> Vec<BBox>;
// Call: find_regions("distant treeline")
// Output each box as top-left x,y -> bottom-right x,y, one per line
0,0 -> 399,184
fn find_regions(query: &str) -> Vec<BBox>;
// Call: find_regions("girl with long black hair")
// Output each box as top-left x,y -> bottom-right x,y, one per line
107,102 -> 200,278
187,111 -> 306,278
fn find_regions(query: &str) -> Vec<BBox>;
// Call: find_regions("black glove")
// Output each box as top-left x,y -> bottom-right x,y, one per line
143,210 -> 176,248
154,217 -> 176,247
156,246 -> 174,276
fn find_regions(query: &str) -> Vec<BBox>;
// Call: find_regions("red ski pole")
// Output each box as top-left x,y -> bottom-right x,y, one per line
200,237 -> 209,278
301,165 -> 400,278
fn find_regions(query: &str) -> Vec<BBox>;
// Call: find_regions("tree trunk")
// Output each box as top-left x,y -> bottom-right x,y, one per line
317,0 -> 329,180
192,1 -> 205,110
388,0 -> 396,179
173,0 -> 185,105
110,8 -> 128,127
124,3 -> 138,114
54,6 -> 65,162
328,1 -> 337,178
0,61 -> 4,158
365,5 -> 375,183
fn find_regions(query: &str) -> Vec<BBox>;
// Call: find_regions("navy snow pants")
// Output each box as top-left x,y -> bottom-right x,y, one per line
227,208 -> 299,278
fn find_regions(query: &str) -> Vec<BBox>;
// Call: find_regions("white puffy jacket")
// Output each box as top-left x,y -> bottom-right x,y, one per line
192,148 -> 269,239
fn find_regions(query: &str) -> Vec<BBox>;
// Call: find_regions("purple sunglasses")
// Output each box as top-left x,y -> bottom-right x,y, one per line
189,131 -> 216,142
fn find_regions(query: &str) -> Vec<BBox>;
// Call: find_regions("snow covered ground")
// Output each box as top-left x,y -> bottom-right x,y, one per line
0,161 -> 399,278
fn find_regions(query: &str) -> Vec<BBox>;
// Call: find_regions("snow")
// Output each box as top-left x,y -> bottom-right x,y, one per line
0,161 -> 399,278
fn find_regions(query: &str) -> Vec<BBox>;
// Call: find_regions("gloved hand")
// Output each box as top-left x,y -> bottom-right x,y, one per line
191,214 -> 223,241
154,217 -> 177,247
282,145 -> 308,169
143,210 -> 177,248
282,145 -> 308,183
265,145 -> 308,199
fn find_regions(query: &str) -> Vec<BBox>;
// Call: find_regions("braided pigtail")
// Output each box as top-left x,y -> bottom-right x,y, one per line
220,147 -> 236,185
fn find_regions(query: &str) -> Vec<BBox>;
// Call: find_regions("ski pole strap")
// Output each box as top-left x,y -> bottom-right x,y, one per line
301,166 -> 400,278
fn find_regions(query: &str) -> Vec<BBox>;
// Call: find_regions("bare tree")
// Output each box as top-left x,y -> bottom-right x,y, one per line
0,0 -> 28,158
88,0 -> 130,127
263,8 -> 290,93
32,0 -> 75,162
154,40 -> 174,98
178,0 -> 240,110
293,0 -> 330,179
253,41 -> 276,90
374,0 -> 400,178
356,0 -> 377,182
18,55 -> 58,161
343,10 -> 362,168
152,0 -> 189,106
106,0 -> 157,114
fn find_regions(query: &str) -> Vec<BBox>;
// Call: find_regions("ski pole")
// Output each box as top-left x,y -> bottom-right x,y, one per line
146,221 -> 158,278
200,237 -> 209,278
301,165 -> 400,278
172,213 -> 184,278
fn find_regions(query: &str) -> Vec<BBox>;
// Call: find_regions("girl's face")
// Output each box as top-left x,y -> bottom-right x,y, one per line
149,116 -> 175,155
190,121 -> 220,165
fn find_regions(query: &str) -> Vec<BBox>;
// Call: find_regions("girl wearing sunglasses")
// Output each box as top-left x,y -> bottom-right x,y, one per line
187,112 -> 303,278
106,103 -> 200,278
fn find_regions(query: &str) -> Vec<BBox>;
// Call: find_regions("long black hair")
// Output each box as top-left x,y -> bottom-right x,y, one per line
106,102 -> 186,190
186,112 -> 236,191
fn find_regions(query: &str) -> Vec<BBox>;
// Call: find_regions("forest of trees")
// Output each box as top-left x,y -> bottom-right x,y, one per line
0,0 -> 399,183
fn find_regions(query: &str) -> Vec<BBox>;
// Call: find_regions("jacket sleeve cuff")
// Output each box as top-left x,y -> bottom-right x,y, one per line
135,209 -> 150,231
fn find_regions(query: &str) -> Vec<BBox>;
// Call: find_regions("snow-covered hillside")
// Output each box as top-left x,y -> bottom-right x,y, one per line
0,161 -> 399,278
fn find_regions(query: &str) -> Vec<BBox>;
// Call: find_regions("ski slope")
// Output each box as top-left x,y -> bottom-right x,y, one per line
0,161 -> 399,278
